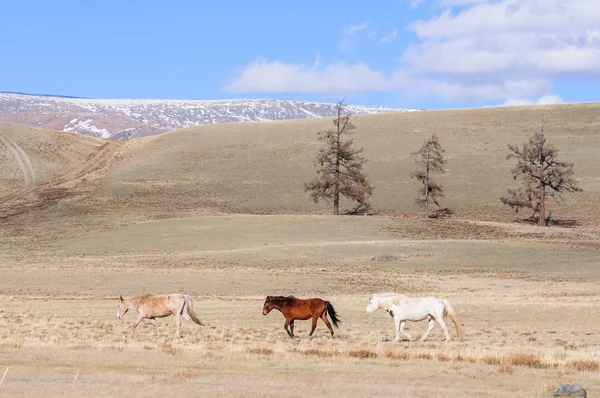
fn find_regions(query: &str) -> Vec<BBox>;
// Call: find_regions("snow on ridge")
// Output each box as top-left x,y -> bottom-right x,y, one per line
37,95 -> 412,112
0,92 -> 421,140
64,118 -> 112,139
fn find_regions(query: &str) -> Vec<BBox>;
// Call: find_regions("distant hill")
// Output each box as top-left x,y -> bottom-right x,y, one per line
0,92 -> 418,140
0,91 -> 83,99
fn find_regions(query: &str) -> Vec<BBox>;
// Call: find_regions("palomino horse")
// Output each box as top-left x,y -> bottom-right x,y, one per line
365,293 -> 462,342
262,296 -> 340,338
117,293 -> 205,338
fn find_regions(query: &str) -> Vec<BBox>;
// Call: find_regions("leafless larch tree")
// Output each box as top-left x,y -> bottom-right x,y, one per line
501,120 -> 581,226
304,100 -> 373,215
411,133 -> 446,218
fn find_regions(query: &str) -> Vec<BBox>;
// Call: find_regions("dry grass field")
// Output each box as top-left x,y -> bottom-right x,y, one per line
1,103 -> 600,397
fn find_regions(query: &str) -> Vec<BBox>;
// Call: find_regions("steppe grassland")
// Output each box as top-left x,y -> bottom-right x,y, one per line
0,103 -> 600,396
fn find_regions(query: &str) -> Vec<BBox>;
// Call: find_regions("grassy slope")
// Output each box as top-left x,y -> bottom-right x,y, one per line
0,123 -> 107,196
97,102 -> 600,222
0,123 -> 124,245
1,102 -> 599,243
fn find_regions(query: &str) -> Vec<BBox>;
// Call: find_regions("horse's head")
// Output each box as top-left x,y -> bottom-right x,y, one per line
117,296 -> 128,319
262,296 -> 274,315
365,295 -> 380,314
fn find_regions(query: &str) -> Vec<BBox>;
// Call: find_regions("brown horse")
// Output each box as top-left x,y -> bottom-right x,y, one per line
117,293 -> 205,338
262,295 -> 340,338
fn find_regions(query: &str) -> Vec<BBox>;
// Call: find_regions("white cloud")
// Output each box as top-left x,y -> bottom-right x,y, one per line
502,98 -> 535,106
404,0 -> 600,101
342,21 -> 369,36
222,58 -> 389,95
407,0 -> 600,75
409,0 -> 488,8
380,28 -> 398,43
340,21 -> 369,50
224,0 -> 599,104
536,94 -> 564,105
501,94 -> 564,107
223,58 -> 551,102
437,0 -> 488,6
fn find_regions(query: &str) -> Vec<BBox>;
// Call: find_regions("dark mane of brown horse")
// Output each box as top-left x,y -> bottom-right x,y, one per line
266,295 -> 295,301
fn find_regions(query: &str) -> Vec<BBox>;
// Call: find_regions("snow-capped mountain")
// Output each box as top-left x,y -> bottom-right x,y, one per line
0,92 -> 420,140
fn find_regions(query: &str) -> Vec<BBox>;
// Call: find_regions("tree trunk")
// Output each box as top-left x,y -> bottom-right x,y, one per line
333,110 -> 341,216
333,194 -> 339,215
424,160 -> 430,218
538,121 -> 546,226
424,183 -> 429,218
539,184 -> 546,226
334,157 -> 340,215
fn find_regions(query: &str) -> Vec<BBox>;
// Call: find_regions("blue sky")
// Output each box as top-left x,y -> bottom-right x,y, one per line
1,0 -> 599,109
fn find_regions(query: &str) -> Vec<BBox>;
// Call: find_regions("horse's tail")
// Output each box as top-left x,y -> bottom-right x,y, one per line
324,301 -> 340,329
183,295 -> 205,326
442,299 -> 462,340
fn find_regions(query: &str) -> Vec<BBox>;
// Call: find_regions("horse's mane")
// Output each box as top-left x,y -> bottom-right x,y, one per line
370,292 -> 409,308
267,295 -> 296,300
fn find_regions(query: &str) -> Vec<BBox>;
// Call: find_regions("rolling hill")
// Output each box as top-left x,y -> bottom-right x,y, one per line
1,102 -> 599,246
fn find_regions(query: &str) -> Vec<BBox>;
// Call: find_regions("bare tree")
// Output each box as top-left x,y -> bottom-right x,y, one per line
411,133 -> 446,218
501,120 -> 581,226
304,100 -> 373,215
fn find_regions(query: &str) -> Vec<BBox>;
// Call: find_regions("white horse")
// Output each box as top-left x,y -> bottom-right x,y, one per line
365,292 -> 463,342
117,293 -> 205,338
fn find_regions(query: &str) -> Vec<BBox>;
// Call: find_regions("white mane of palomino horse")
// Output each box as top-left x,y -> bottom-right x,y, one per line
365,292 -> 463,342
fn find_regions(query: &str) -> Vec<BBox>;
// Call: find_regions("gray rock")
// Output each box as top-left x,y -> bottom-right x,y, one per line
552,384 -> 587,397
371,253 -> 397,262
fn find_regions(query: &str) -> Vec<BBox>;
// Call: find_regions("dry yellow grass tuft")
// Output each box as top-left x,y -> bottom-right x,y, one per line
481,355 -> 503,365
246,347 -> 274,355
0,342 -> 23,349
567,359 -> 600,372
498,363 -> 515,375
436,353 -> 452,362
173,369 -> 203,380
347,349 -> 377,359
413,352 -> 434,360
70,343 -> 92,350
505,352 -> 545,369
301,348 -> 340,358
480,352 -> 546,369
159,343 -> 182,357
385,350 -> 411,360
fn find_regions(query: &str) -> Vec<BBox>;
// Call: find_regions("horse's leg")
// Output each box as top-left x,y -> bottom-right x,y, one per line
308,315 -> 319,337
400,321 -> 413,341
320,312 -> 334,337
174,299 -> 187,338
284,317 -> 293,338
436,316 -> 451,341
289,320 -> 295,337
394,316 -> 401,341
182,311 -> 191,322
150,318 -> 159,338
131,315 -> 144,338
420,317 -> 435,342
174,313 -> 182,338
